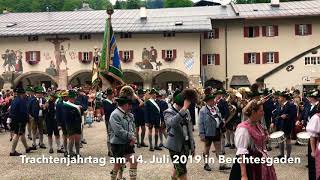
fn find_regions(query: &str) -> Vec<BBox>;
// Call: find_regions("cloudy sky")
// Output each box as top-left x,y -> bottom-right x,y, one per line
109,0 -> 206,5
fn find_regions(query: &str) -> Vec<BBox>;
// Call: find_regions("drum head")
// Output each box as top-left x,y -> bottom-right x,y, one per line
297,132 -> 311,139
270,131 -> 284,138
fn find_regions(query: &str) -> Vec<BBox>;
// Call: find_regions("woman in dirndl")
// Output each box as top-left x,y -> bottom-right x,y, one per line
306,104 -> 320,180
229,99 -> 277,180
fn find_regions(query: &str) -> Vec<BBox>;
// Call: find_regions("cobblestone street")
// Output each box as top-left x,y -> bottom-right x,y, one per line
0,122 -> 308,180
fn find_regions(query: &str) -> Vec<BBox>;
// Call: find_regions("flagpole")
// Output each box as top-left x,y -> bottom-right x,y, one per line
106,7 -> 115,89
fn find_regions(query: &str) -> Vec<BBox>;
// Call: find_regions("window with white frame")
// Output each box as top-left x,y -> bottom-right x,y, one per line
80,34 -> 91,40
267,52 -> 274,63
248,27 -> 255,37
311,57 -> 317,64
29,51 -> 38,61
120,32 -> 132,38
166,50 -> 173,59
248,53 -> 256,64
318,57 -> 320,65
124,51 -> 130,60
164,32 -> 175,37
298,24 -> 308,36
208,31 -> 215,39
207,54 -> 215,65
305,57 -> 311,65
266,26 -> 275,37
83,52 -> 89,61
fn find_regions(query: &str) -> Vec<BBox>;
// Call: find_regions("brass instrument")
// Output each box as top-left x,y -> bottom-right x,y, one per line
119,85 -> 135,99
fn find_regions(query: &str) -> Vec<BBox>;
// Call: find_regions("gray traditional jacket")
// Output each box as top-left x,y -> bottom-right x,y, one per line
164,106 -> 195,153
109,107 -> 136,144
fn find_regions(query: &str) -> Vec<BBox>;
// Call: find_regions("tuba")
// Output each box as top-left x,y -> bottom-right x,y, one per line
225,89 -> 237,125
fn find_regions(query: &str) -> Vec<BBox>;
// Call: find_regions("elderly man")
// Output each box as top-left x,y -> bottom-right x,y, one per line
109,95 -> 138,180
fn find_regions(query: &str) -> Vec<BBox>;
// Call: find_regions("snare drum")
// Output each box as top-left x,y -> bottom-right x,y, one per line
269,131 -> 285,144
296,132 -> 311,145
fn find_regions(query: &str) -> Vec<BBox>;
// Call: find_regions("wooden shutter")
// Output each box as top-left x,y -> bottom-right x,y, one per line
274,25 -> 279,36
254,26 -> 260,37
295,24 -> 299,35
162,50 -> 166,60
262,26 -> 266,37
129,50 -> 134,62
25,51 -> 30,62
202,54 -> 207,65
204,32 -> 208,39
214,54 -> 220,65
274,52 -> 279,63
36,51 -> 40,62
256,53 -> 260,64
89,52 -> 93,61
244,27 -> 249,37
173,49 -> 177,60
262,52 -> 267,64
119,51 -> 123,61
307,24 -> 312,35
214,28 -> 219,39
78,52 -> 82,61
244,53 -> 249,64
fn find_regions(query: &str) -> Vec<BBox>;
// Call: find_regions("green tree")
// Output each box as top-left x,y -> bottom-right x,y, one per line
146,0 -> 164,8
164,0 -> 193,8
87,0 -> 112,10
114,0 -> 126,9
62,0 -> 82,11
126,0 -> 141,9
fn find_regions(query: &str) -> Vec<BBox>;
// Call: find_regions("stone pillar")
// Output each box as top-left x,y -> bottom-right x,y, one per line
58,70 -> 68,90
142,70 -> 153,89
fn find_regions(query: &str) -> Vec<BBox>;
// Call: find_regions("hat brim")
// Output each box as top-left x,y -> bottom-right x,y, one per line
115,97 -> 133,105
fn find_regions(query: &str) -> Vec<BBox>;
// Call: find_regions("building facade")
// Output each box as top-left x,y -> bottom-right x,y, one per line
0,1 -> 319,91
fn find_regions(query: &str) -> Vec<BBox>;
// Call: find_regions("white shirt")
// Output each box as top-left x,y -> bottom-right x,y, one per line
206,105 -> 220,128
306,113 -> 320,137
235,127 -> 251,155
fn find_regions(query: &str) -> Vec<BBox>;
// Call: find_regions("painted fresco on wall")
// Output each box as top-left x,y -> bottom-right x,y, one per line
93,47 -> 101,65
136,46 -> 162,71
43,52 -> 52,61
184,51 -> 194,70
1,49 -> 23,73
45,60 -> 58,76
46,37 -> 70,72
69,51 -> 77,60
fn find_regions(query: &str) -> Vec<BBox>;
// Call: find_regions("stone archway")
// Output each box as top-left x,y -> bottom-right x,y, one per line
152,69 -> 189,91
13,71 -> 58,89
68,70 -> 92,88
123,69 -> 144,89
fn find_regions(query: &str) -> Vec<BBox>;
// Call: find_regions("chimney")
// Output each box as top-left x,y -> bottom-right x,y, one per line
3,8 -> 9,14
140,7 -> 147,20
271,0 -> 280,7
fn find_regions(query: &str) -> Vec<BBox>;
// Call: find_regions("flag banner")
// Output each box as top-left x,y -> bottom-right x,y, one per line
99,16 -> 124,85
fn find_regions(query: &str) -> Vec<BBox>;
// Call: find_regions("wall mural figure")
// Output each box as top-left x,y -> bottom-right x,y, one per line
46,36 -> 70,73
45,60 -> 58,76
59,44 -> 69,70
136,46 -> 162,70
1,49 -> 23,73
93,46 -> 102,65
15,50 -> 23,73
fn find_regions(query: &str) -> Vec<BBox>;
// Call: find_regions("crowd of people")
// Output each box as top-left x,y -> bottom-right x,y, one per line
1,82 -> 320,180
